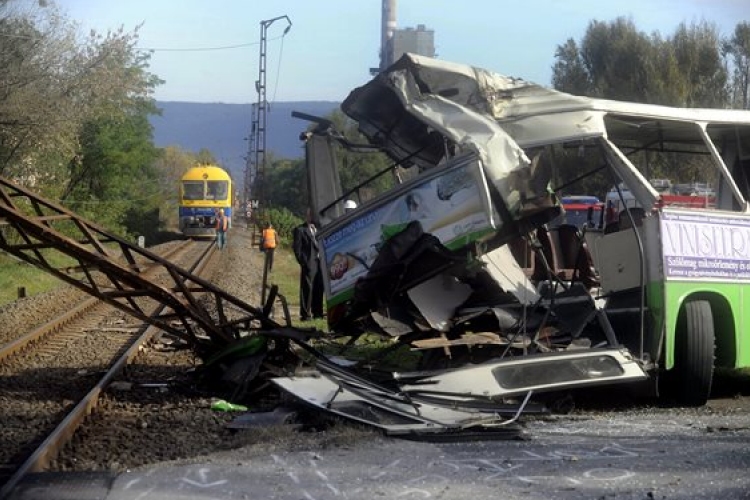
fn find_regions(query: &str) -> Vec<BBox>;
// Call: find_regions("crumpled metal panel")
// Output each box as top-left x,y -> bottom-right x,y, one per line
272,365 -> 532,439
394,348 -> 648,399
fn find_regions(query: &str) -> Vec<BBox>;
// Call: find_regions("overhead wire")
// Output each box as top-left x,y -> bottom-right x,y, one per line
0,29 -> 284,52
136,34 -> 284,53
270,33 -> 287,104
137,41 -> 257,52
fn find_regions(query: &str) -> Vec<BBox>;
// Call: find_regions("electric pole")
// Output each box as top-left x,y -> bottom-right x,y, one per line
251,15 -> 292,223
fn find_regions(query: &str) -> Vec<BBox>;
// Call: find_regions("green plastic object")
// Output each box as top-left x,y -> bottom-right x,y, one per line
211,399 -> 248,412
203,335 -> 267,369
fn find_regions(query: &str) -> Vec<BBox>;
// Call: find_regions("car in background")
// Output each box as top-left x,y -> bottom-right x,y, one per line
649,178 -> 673,194
553,195 -> 604,229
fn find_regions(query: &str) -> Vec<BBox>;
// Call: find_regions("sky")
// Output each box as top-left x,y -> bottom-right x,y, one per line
58,0 -> 749,104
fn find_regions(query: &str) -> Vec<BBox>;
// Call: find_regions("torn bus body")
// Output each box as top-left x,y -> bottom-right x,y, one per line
279,52 -> 750,429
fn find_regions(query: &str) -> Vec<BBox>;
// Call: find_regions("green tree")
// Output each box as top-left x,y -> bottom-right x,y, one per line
155,146 -> 197,193
723,22 -> 750,109
264,156 -> 307,216
551,38 -> 591,95
551,17 -> 727,107
255,206 -> 301,244
670,21 -> 727,107
195,148 -> 217,165
0,1 -> 162,199
264,110 -> 392,218
578,17 -> 657,102
61,101 -> 160,237
154,145 -> 199,229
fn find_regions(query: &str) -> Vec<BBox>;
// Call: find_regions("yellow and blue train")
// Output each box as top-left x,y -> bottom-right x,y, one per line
179,164 -> 232,238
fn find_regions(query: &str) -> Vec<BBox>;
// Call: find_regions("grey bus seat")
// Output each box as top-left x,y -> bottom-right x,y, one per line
556,224 -> 600,290
618,207 -> 645,230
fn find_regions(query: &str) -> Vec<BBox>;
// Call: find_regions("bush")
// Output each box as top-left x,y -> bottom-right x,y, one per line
255,207 -> 302,245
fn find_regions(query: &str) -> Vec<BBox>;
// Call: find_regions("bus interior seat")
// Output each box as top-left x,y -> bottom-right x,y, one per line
508,235 -> 535,278
556,224 -> 600,290
618,207 -> 645,230
508,224 -> 600,290
531,226 -> 561,282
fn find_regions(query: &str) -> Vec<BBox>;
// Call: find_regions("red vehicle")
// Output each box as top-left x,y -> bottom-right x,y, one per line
553,196 -> 604,229
605,181 -> 715,229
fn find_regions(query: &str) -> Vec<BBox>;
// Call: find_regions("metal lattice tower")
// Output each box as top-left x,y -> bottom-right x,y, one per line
244,102 -> 257,211
252,15 -> 291,216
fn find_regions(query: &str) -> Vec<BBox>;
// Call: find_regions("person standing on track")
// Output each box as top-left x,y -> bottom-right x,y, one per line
292,210 -> 324,321
215,208 -> 229,250
261,222 -> 279,271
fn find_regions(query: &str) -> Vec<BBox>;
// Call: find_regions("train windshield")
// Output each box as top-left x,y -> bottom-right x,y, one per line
207,181 -> 229,201
182,181 -> 204,200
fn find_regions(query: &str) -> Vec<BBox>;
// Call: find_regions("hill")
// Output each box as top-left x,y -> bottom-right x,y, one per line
150,101 -> 340,179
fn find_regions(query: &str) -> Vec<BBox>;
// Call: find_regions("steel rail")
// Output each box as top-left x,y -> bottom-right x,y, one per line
0,241 -> 216,500
0,240 -> 193,364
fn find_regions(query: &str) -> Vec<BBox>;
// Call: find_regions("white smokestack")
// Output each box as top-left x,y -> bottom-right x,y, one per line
381,0 -> 397,70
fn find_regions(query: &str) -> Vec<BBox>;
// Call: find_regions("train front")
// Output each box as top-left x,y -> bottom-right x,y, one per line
179,165 -> 232,238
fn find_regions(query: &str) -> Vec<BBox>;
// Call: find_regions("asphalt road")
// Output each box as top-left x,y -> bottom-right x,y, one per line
12,394 -> 750,500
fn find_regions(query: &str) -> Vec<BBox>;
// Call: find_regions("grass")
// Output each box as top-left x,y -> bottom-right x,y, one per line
266,246 -> 327,330
0,252 -> 75,306
317,334 -> 422,371
268,247 -> 421,370
264,247 -> 302,312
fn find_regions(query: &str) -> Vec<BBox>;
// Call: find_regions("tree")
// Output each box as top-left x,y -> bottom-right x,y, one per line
551,17 -> 727,107
723,22 -> 750,109
155,146 -> 197,193
578,17 -> 657,102
152,146 -> 203,230
61,100 -> 160,236
264,109 -> 392,218
264,156 -> 307,216
0,1 -> 162,194
0,1 -> 165,238
670,21 -> 727,107
195,148 -> 217,165
551,38 -> 591,95
0,2 -> 75,175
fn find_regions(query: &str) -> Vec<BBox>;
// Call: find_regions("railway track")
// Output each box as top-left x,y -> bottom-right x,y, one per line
0,239 -> 215,497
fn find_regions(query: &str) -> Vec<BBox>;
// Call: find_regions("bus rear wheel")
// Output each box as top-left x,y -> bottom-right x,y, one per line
669,299 -> 715,406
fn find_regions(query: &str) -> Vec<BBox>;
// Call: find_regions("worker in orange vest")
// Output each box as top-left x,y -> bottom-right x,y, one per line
261,222 -> 279,270
215,209 -> 229,250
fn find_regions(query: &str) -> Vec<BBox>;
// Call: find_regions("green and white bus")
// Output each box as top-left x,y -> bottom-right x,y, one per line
300,54 -> 750,407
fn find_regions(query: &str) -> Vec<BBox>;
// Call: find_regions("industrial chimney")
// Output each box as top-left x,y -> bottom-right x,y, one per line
381,0 -> 397,71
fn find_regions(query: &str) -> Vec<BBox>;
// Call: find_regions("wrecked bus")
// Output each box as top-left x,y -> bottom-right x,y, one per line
278,53 -> 750,434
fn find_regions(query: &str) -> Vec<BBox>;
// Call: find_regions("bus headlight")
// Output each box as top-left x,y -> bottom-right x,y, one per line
492,355 -> 624,389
